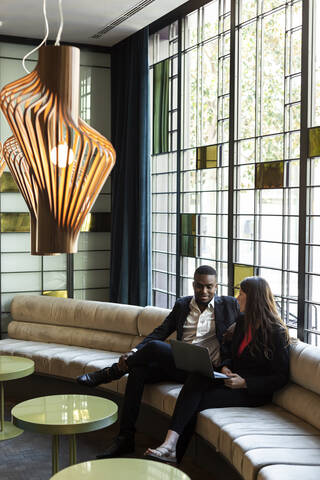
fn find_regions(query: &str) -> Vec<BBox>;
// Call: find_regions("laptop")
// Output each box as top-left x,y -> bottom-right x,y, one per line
170,339 -> 229,379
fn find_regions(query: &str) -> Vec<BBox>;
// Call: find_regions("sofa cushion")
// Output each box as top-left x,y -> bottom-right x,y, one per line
232,434 -> 320,474
137,306 -> 170,337
242,448 -> 320,480
273,383 -> 320,431
289,341 -> 320,396
0,338 -> 121,379
8,321 -> 135,353
11,295 -> 142,335
258,465 -> 320,480
194,405 -> 320,462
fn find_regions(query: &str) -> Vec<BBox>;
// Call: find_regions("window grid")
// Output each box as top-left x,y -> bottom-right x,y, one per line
150,0 -> 319,342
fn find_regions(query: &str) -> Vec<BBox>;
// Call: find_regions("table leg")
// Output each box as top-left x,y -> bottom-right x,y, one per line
69,434 -> 77,465
52,435 -> 60,475
0,381 -> 23,441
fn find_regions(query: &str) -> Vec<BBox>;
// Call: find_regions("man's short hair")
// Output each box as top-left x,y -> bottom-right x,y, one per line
194,265 -> 217,278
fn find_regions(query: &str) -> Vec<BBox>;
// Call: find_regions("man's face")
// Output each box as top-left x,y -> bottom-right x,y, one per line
193,274 -> 217,306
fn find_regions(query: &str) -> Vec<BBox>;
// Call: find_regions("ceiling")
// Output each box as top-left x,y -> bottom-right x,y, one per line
0,0 -> 188,47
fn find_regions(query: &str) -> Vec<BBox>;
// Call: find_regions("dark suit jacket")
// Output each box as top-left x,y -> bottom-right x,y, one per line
135,295 -> 239,355
222,316 -> 289,399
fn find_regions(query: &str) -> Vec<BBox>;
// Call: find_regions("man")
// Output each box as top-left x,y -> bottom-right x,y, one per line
77,265 -> 239,458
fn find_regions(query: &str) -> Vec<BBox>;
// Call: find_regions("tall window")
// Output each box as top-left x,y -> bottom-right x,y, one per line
234,0 -> 302,334
150,22 -> 179,308
150,0 -> 319,343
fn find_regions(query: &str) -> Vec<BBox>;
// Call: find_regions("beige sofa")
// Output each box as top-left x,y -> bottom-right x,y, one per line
0,295 -> 320,480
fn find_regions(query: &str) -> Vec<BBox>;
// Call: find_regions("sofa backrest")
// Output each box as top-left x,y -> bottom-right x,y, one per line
9,295 -> 168,353
273,341 -> 320,431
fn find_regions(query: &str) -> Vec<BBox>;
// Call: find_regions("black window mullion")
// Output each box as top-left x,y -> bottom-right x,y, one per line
227,0 -> 237,295
175,17 -> 183,301
298,0 -> 310,341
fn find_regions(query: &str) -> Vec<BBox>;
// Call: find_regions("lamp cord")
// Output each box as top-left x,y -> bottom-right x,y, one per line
55,0 -> 63,46
22,0 -> 49,73
22,0 -> 64,74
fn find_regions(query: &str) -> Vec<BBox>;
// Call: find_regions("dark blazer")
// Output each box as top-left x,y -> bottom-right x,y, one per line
135,295 -> 239,353
222,316 -> 289,399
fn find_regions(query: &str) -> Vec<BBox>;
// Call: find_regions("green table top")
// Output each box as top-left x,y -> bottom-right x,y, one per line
12,394 -> 118,435
50,458 -> 191,480
0,355 -> 34,381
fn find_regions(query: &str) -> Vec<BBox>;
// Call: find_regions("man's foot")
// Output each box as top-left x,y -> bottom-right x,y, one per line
96,436 -> 135,459
144,445 -> 177,464
76,363 -> 125,387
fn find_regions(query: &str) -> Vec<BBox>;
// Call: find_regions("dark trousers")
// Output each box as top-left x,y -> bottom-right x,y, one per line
119,340 -> 188,437
169,373 -> 268,462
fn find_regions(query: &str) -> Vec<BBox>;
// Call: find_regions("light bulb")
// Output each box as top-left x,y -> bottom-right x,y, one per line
50,143 -> 74,168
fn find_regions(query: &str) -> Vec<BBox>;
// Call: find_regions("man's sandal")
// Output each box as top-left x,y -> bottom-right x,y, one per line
144,446 -> 177,464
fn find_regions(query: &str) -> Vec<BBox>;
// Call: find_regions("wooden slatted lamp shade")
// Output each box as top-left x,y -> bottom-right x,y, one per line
2,136 -> 38,254
0,142 -> 5,177
0,45 -> 116,255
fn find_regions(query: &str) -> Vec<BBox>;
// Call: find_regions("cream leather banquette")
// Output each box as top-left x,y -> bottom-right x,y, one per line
0,295 -> 320,480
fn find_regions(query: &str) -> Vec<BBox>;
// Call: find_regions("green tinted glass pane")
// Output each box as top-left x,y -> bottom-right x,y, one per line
81,213 -> 111,232
181,214 -> 197,235
0,213 -> 30,232
197,145 -> 218,169
234,264 -> 254,294
0,172 -> 20,193
255,161 -> 284,189
181,235 -> 197,257
309,127 -> 320,158
153,59 -> 169,155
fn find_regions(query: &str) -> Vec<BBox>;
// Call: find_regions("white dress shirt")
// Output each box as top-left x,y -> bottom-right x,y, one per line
182,296 -> 220,366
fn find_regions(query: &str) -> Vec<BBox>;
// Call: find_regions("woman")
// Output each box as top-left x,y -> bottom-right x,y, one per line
145,276 -> 290,464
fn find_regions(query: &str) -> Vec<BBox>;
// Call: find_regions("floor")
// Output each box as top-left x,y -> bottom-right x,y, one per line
0,399 -> 214,480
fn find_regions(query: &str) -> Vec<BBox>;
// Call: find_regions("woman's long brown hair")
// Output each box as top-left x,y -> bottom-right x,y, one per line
240,276 -> 290,359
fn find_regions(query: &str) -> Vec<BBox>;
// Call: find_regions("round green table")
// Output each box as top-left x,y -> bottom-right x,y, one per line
50,458 -> 191,480
12,394 -> 118,475
0,355 -> 34,441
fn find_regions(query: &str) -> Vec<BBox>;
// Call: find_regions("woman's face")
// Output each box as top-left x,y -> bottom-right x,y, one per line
237,287 -> 247,313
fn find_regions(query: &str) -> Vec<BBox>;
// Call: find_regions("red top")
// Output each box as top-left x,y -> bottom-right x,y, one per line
238,325 -> 252,356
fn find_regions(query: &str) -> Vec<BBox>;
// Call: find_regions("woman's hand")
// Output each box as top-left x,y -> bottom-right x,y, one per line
224,373 -> 247,389
221,366 -> 232,376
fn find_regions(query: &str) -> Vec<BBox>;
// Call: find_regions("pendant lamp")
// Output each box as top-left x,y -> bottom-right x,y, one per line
0,142 -> 5,176
0,45 -> 116,254
2,136 -> 38,254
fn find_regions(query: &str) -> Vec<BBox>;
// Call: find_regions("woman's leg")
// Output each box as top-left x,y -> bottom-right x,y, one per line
147,376 -> 267,462
174,383 -> 267,462
145,373 -> 213,460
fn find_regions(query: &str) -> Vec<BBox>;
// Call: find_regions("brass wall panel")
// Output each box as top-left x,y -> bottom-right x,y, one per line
0,172 -> 20,193
0,213 -> 30,232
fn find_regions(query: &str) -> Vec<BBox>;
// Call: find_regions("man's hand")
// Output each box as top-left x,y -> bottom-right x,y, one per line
224,373 -> 247,389
221,366 -> 232,376
118,351 -> 134,372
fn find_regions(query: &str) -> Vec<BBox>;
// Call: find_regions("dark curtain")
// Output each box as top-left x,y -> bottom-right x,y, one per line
110,27 -> 151,306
